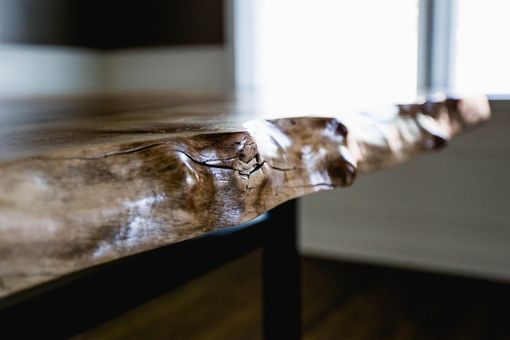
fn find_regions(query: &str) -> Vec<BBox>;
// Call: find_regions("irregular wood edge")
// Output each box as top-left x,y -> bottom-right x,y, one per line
0,95 -> 491,299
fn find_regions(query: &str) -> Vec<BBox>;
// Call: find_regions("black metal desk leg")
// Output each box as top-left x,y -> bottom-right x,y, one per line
262,199 -> 301,339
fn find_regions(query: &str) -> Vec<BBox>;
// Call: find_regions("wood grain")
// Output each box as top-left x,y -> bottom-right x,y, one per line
0,92 -> 490,299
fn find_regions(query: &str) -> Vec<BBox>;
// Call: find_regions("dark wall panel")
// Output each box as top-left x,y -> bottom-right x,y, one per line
0,0 -> 224,49
0,0 -> 75,45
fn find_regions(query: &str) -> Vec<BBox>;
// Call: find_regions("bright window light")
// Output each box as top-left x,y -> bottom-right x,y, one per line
239,0 -> 419,111
453,0 -> 510,94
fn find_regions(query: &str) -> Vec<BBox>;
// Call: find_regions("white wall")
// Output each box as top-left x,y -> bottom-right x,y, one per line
0,45 -> 227,97
300,106 -> 510,281
0,45 -> 104,98
104,46 -> 227,93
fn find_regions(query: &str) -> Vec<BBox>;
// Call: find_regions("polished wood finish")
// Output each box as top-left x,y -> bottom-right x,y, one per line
0,92 -> 490,299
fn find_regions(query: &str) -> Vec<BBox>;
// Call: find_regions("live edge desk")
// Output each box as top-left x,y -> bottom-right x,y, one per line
0,93 -> 490,338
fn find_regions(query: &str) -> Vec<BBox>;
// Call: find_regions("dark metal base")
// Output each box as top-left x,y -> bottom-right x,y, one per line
0,200 -> 301,339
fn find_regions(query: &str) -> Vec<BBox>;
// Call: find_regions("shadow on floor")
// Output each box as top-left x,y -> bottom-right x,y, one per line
77,251 -> 510,339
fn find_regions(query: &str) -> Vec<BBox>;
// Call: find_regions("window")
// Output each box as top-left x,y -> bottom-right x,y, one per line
453,0 -> 510,95
233,0 -> 510,107
235,0 -> 419,111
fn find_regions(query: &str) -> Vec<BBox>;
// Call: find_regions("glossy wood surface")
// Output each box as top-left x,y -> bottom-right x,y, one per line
0,92 -> 490,299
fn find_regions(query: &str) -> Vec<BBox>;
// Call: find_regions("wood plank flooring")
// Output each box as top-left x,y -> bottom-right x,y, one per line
77,251 -> 510,339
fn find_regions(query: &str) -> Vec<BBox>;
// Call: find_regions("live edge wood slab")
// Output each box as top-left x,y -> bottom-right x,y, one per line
0,92 -> 490,299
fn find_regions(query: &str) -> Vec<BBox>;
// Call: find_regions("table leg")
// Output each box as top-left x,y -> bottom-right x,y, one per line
262,199 -> 301,339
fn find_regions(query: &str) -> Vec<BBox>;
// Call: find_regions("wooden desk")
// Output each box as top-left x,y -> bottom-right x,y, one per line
0,92 -> 490,336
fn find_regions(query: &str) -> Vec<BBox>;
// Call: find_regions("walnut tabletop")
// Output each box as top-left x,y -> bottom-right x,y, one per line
0,92 -> 490,299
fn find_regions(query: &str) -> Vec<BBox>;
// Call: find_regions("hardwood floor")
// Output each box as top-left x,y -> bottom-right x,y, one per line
78,251 -> 510,339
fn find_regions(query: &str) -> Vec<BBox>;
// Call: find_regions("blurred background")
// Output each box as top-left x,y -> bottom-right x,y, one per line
1,0 -> 510,336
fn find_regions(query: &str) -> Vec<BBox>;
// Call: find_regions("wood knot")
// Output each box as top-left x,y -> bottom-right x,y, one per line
425,134 -> 448,150
237,141 -> 259,164
398,104 -> 421,116
327,159 -> 357,187
322,131 -> 357,186
334,121 -> 349,138
445,98 -> 460,114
